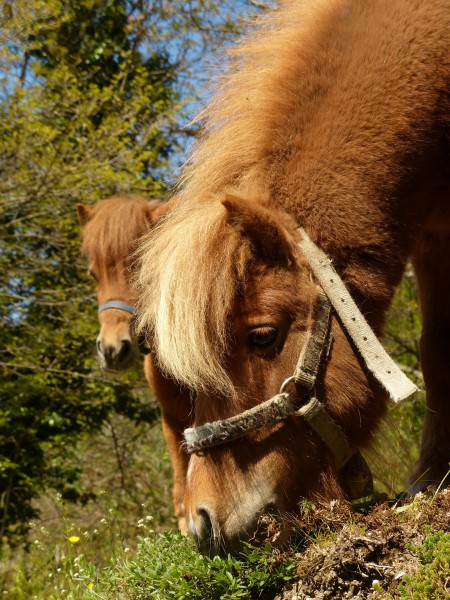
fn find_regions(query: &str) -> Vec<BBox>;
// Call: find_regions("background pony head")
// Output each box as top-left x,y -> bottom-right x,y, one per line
78,195 -> 166,371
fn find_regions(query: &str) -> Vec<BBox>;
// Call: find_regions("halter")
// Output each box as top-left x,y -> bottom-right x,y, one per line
183,229 -> 418,496
98,300 -> 151,355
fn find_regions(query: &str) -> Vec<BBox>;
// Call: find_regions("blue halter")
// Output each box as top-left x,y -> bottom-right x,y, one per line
97,300 -> 138,316
97,300 -> 150,354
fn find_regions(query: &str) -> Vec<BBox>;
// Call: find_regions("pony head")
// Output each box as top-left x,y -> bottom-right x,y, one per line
78,195 -> 166,371
137,193 -> 386,555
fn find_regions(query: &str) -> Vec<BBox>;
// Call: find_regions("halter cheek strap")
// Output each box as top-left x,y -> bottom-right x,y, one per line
297,229 -> 417,403
183,290 -> 371,497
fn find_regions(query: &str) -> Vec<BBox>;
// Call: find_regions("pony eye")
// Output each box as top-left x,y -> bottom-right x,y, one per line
88,268 -> 98,282
247,326 -> 278,351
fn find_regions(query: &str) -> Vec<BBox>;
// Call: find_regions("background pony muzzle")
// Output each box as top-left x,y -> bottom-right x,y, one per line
96,309 -> 137,371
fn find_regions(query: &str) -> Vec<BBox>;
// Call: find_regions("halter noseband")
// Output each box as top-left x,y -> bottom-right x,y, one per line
98,300 -> 151,355
183,229 -> 418,497
98,300 -> 138,316
184,291 -> 354,460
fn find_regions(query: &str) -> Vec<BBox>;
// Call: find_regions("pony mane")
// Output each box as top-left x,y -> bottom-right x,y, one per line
137,200 -> 253,395
178,0 -> 331,201
137,0 -> 448,393
137,0 -> 331,393
81,195 -> 161,272
178,0 -> 446,216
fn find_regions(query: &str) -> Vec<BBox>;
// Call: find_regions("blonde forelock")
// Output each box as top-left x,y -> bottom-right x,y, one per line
137,200 -> 252,395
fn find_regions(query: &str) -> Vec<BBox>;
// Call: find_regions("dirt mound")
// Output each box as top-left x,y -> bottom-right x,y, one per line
276,489 -> 450,599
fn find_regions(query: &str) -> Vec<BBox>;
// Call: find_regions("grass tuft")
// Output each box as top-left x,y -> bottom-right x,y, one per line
398,528 -> 450,599
107,530 -> 296,600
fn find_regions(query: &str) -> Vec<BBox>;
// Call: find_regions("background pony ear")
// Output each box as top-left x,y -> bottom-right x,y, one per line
144,201 -> 170,224
76,204 -> 93,226
221,193 -> 296,265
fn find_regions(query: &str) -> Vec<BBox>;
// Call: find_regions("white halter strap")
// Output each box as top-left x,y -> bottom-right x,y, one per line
297,229 -> 418,403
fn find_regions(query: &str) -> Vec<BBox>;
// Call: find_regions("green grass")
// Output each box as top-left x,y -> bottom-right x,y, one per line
398,529 -> 450,599
1,499 -> 126,599
107,531 -> 296,600
1,517 -> 296,599
3,485 -> 450,600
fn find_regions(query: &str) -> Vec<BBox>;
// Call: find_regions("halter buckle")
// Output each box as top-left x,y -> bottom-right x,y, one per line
279,375 -> 296,395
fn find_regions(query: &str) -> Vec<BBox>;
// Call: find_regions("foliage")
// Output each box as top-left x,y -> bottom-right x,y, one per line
384,267 -> 421,370
1,507 -> 296,599
0,417 -> 174,598
1,498 -> 125,598
0,0 -> 273,543
0,0 -> 176,540
4,489 -> 450,599
398,528 -> 450,599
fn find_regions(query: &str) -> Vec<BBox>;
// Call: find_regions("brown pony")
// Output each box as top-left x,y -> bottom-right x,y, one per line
77,195 -> 191,531
137,0 -> 449,554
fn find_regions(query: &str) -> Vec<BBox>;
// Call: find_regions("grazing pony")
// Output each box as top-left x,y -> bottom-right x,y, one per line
77,195 -> 191,531
137,0 -> 449,555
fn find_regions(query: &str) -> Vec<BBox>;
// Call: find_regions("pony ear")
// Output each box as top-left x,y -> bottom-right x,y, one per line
221,194 -> 296,265
76,204 -> 93,226
144,201 -> 170,224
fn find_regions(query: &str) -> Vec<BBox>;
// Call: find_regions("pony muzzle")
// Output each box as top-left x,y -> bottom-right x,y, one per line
187,497 -> 289,556
96,300 -> 142,370
96,333 -> 135,371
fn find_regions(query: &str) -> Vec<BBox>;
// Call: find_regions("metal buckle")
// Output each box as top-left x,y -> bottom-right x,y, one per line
279,375 -> 296,395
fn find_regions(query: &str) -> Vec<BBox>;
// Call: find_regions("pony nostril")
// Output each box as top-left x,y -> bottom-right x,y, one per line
264,502 -> 279,516
117,339 -> 132,363
195,507 -> 217,554
197,507 -> 213,538
96,337 -> 134,370
96,338 -> 103,354
102,344 -> 115,362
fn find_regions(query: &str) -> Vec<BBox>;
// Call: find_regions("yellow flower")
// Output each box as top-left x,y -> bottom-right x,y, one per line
68,535 -> 80,544
88,582 -> 94,589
